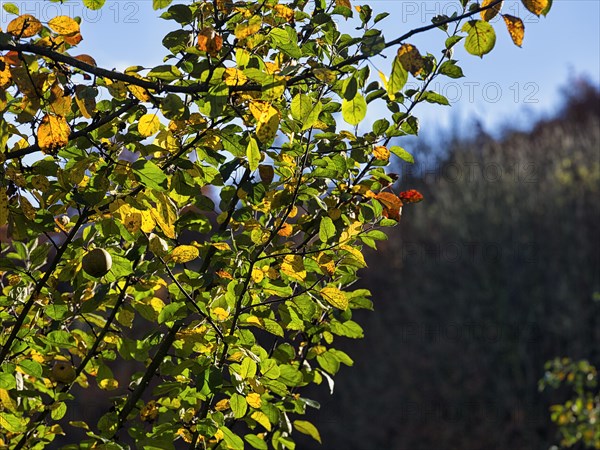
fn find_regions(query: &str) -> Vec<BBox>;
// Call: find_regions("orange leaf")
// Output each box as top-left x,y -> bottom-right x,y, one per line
74,54 -> 97,66
0,57 -> 11,88
7,14 -> 42,38
480,0 -> 503,21
277,222 -> 293,237
197,27 -> 223,56
373,146 -> 390,161
37,114 -> 70,153
521,0 -> 550,16
375,192 -> 403,221
503,15 -> 524,47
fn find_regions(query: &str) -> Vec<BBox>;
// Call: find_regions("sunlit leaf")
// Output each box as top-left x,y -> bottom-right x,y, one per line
48,16 -> 80,35
503,15 -> 525,47
7,14 -> 42,37
320,286 -> 348,310
37,114 -> 69,153
462,20 -> 496,57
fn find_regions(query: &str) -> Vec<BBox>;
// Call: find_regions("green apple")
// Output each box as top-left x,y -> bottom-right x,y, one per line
82,248 -> 112,278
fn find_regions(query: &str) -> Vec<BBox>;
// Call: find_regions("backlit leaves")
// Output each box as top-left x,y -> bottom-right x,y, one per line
503,15 -> 525,47
480,0 -> 503,21
522,0 -> 551,16
320,286 -> 348,310
138,114 -> 161,137
397,44 -> 425,77
375,192 -> 403,221
37,114 -> 69,153
7,14 -> 42,37
341,94 -> 367,126
170,245 -> 199,263
462,20 -> 496,57
197,27 -> 223,56
48,16 -> 80,35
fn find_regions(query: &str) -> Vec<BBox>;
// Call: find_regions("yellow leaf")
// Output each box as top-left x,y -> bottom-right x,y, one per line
38,114 -> 70,153
250,101 -> 280,143
316,252 -> 336,276
273,4 -> 295,21
281,254 -> 306,282
340,244 -> 367,268
223,68 -> 247,86
250,411 -> 272,431
0,389 -> 17,412
48,16 -> 80,35
215,399 -> 230,411
521,0 -> 550,16
503,15 -> 525,47
150,192 -> 177,238
170,245 -> 199,263
251,267 -> 264,283
75,85 -> 96,119
0,57 -> 11,88
99,378 -> 119,390
320,286 -> 348,310
0,187 -> 8,227
235,15 -> 261,40
336,0 -> 351,8
373,145 -> 390,161
127,84 -> 152,102
138,114 -> 160,137
213,307 -> 229,321
397,44 -> 425,77
480,0 -> 503,21
123,212 -> 142,233
7,14 -> 42,37
313,68 -> 337,84
211,242 -> 231,251
246,393 -> 262,409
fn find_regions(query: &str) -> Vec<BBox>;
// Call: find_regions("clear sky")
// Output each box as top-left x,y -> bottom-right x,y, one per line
1,0 -> 599,135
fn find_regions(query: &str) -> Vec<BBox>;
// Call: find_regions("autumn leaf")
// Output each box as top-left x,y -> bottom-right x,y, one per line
235,15 -> 261,40
7,14 -> 42,37
223,68 -> 247,86
249,101 -> 281,143
48,16 -> 80,35
320,286 -> 348,310
480,0 -> 503,21
246,393 -> 262,409
170,245 -> 199,263
74,54 -> 97,66
398,189 -> 424,204
258,165 -> 274,184
503,15 -> 525,47
397,44 -> 425,76
281,254 -> 306,281
138,114 -> 160,137
375,191 -> 403,221
0,57 -> 11,88
277,222 -> 293,237
37,114 -> 69,153
521,0 -> 550,16
273,4 -> 295,21
197,27 -> 223,56
373,146 -> 390,161
336,0 -> 351,8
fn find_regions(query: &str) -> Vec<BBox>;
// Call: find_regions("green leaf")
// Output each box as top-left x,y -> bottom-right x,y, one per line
152,0 -> 172,10
161,94 -> 186,119
319,216 -> 336,243
19,360 -> 42,378
420,91 -> 450,105
2,3 -> 19,14
0,373 -> 16,390
132,159 -> 168,191
247,136 -> 261,171
294,420 -> 322,443
388,55 -> 408,98
342,94 -> 367,126
438,60 -> 464,79
0,412 -> 26,433
462,20 -> 496,57
230,393 -> 247,418
220,426 -> 245,450
389,146 -> 414,163
291,94 -> 322,130
147,64 -> 182,82
83,0 -> 106,9
269,26 -> 302,58
51,402 -> 68,420
245,434 -> 268,450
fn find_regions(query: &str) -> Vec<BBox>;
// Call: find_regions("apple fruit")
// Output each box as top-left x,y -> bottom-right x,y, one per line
82,248 -> 112,278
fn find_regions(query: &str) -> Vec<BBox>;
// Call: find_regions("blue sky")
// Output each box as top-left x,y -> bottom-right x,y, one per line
2,1 -> 599,134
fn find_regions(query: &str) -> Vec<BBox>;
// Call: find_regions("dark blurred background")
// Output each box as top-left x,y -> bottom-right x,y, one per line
300,78 -> 600,450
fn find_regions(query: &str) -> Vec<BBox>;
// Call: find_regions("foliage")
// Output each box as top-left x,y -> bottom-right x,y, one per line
540,358 -> 600,449
0,0 -> 550,448
297,82 -> 600,450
